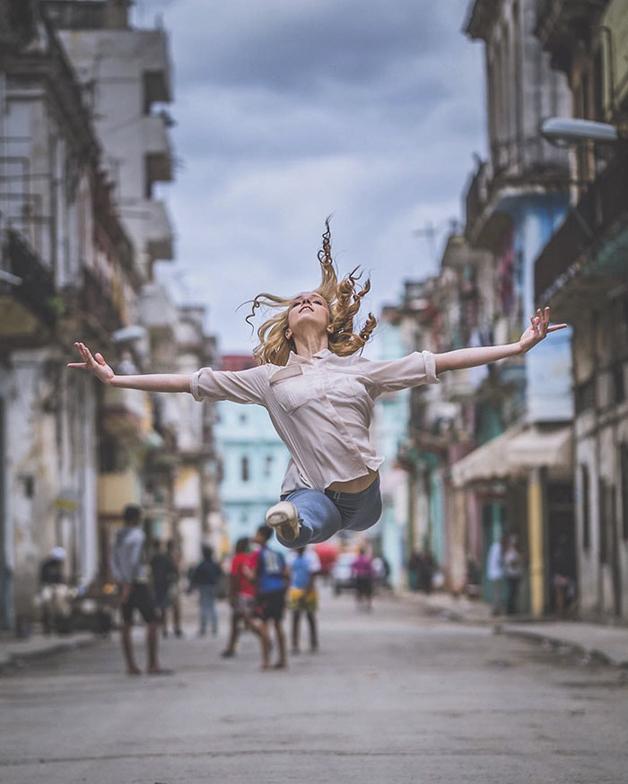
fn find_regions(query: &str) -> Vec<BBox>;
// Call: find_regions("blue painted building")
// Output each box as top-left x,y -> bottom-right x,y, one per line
453,0 -> 577,615
371,308 -> 414,589
215,355 -> 290,546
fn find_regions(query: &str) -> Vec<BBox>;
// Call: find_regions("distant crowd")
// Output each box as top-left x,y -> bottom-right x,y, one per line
34,504 -> 386,675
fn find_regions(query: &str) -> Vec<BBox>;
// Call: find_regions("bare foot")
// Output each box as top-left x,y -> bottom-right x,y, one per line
273,661 -> 287,670
127,666 -> 142,676
147,667 -> 174,676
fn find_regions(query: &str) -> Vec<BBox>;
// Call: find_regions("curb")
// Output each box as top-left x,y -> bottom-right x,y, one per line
0,634 -> 101,674
496,625 -> 628,668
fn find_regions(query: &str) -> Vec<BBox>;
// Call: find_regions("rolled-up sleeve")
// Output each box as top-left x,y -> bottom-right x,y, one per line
189,365 -> 268,405
362,351 -> 440,394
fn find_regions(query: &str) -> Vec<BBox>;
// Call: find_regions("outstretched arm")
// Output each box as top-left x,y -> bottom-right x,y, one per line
434,307 -> 567,375
67,342 -> 190,393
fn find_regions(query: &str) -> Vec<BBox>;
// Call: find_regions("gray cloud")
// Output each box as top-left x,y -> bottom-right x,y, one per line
139,0 -> 486,353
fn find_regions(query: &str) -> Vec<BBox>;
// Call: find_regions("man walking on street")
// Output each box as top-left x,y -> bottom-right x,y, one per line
111,504 -> 170,675
252,524 -> 289,669
150,540 -> 177,639
289,546 -> 320,654
188,545 -> 223,637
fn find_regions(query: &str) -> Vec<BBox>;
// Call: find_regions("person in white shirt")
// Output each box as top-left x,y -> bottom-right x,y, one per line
69,221 -> 566,548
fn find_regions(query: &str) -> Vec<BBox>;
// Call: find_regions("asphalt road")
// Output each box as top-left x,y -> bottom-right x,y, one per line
1,589 -> 627,784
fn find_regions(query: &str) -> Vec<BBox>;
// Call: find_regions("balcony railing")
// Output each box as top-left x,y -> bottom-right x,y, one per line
145,200 -> 174,261
534,150 -> 628,304
82,265 -> 124,335
466,137 -> 569,244
144,114 -> 173,185
1,228 -> 58,329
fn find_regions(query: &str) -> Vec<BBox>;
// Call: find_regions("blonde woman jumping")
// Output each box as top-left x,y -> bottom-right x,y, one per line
69,221 -> 566,548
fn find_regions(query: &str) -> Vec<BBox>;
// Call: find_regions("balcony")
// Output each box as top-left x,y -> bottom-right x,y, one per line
141,30 -> 173,106
138,282 -> 178,334
145,199 -> 174,261
144,114 -> 174,185
534,150 -> 628,310
101,385 -> 150,442
0,228 -> 58,344
465,139 -> 569,248
82,265 -> 124,336
535,0 -> 605,73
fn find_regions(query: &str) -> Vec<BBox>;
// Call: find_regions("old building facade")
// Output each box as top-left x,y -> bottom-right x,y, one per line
0,0 -> 219,631
535,0 -> 628,621
0,1 -> 142,629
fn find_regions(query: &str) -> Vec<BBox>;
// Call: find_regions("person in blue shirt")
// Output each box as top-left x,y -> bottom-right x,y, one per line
253,524 -> 289,669
289,546 -> 321,654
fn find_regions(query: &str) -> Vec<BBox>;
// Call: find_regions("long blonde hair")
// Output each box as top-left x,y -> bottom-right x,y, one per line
245,219 -> 377,366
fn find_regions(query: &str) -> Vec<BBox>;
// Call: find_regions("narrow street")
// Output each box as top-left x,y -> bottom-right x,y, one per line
1,591 -> 627,784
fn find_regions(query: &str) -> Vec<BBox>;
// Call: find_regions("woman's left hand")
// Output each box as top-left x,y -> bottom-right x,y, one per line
518,307 -> 567,354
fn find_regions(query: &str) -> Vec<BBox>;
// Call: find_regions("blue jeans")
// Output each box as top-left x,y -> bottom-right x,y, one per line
199,584 -> 218,635
278,477 -> 382,548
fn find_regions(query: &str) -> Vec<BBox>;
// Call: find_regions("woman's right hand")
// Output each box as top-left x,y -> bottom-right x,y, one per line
67,341 -> 115,385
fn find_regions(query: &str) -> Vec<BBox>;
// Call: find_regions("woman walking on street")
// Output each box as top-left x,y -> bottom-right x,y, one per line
503,535 -> 524,615
68,220 -> 566,549
352,547 -> 375,612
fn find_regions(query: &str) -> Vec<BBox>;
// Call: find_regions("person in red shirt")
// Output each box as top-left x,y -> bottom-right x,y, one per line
221,537 -> 268,664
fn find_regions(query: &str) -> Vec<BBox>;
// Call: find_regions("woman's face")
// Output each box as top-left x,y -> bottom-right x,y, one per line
287,291 -> 330,336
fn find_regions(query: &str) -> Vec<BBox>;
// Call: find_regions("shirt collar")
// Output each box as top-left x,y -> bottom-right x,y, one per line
287,348 -> 332,365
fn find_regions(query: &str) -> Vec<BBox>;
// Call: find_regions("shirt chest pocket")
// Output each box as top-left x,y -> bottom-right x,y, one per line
270,368 -> 322,413
327,373 -> 371,404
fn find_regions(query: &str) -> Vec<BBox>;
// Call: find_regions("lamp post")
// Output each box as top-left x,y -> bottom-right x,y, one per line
540,117 -> 627,146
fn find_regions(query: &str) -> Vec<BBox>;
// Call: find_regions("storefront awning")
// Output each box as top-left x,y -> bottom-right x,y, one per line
451,424 -> 573,487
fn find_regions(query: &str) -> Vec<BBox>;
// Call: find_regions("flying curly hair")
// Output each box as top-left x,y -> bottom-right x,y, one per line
244,218 -> 377,366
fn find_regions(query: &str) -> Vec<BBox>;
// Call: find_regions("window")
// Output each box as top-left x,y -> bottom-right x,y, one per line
239,413 -> 247,424
621,445 -> 628,541
263,455 -> 274,478
580,464 -> 590,551
241,456 -> 250,482
599,478 -> 608,564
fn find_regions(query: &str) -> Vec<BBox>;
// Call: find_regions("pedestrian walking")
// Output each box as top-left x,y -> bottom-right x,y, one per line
352,547 -> 374,611
552,535 -> 575,617
251,524 -> 289,669
69,222 -> 566,549
110,504 -> 170,675
221,537 -> 269,664
164,539 -> 183,638
150,540 -> 177,638
503,535 -> 524,615
188,545 -> 223,637
288,546 -> 321,654
486,534 -> 506,616
407,549 -> 420,591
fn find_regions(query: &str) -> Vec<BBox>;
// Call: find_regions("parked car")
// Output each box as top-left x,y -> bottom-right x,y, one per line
332,552 -> 357,595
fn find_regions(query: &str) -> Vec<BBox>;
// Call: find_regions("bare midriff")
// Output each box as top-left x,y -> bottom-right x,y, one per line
326,468 -> 379,494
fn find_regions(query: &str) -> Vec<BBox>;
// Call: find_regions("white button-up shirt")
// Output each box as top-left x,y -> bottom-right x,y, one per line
190,349 -> 439,494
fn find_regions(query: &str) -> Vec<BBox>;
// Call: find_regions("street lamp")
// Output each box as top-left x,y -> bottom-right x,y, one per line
540,117 -> 625,146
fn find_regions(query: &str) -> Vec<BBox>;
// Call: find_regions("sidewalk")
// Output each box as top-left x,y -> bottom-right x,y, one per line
498,621 -> 628,668
0,632 -> 99,673
400,590 -> 628,668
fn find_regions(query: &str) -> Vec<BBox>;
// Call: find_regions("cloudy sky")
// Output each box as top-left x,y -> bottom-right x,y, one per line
133,0 -> 486,353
